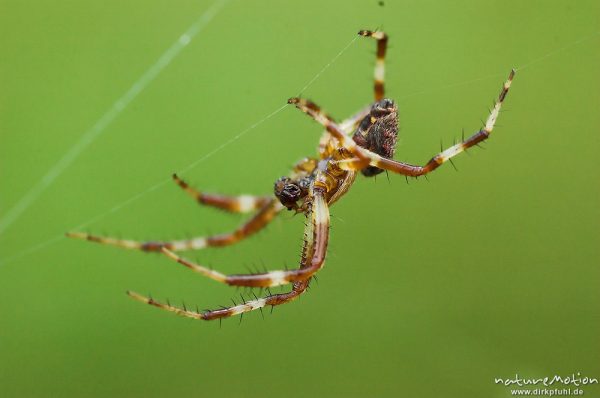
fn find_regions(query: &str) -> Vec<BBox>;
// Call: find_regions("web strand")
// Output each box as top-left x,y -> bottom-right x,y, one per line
0,0 -> 230,236
515,30 -> 600,72
298,35 -> 359,96
1,29 -> 599,267
0,30 -> 359,267
2,29 -> 598,267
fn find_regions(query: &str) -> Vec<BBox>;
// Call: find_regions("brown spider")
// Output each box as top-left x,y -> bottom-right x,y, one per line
67,30 -> 515,321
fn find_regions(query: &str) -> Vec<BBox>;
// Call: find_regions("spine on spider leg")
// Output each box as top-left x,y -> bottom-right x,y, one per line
299,200 -> 315,269
423,69 -> 516,171
461,69 -> 515,151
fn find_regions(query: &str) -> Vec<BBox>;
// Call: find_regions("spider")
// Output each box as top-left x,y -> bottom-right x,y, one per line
67,30 -> 515,321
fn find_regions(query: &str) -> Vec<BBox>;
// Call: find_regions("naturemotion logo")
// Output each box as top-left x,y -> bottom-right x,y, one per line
494,373 -> 598,388
494,372 -> 598,396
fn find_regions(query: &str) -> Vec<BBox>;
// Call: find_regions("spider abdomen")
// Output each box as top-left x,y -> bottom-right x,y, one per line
352,98 -> 399,176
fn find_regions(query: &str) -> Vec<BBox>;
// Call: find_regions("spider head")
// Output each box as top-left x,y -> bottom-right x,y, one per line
352,98 -> 399,177
274,177 -> 305,211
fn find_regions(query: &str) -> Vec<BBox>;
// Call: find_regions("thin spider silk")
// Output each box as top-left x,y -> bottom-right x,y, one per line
0,22 -> 598,267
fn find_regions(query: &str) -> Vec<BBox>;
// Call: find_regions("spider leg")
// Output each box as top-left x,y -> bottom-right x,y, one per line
127,181 -> 330,320
160,188 -> 329,288
358,30 -> 388,101
339,105 -> 372,134
336,70 -> 516,176
319,105 -> 371,158
127,281 -> 309,320
288,97 -> 371,165
66,198 -> 284,252
172,173 -> 270,213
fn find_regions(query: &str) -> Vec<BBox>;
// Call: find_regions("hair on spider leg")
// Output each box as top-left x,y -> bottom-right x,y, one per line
242,263 -> 253,275
448,158 -> 459,172
252,262 -> 262,275
258,306 -> 265,320
330,214 -> 345,224
259,258 -> 268,273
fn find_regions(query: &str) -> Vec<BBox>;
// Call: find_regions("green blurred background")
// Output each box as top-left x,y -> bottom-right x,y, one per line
1,1 -> 599,397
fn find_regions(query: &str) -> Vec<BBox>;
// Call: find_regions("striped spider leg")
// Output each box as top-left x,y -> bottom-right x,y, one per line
66,174 -> 283,252
358,29 -> 388,101
335,69 -> 516,176
318,105 -> 372,158
172,173 -> 271,212
290,66 -> 515,178
127,175 -> 331,320
314,29 -> 387,159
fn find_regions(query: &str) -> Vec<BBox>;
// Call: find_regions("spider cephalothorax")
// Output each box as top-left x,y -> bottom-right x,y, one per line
67,30 -> 515,321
